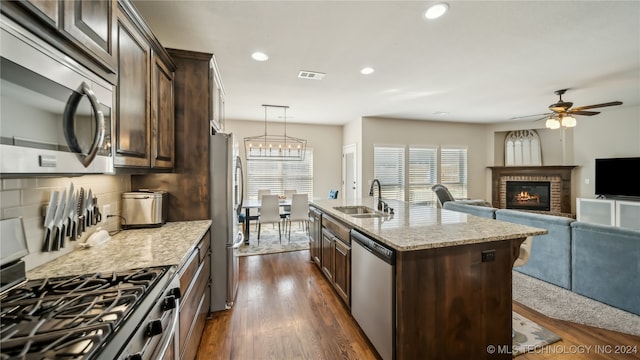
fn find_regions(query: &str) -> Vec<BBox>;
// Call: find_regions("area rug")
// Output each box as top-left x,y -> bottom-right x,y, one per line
513,270 -> 640,336
236,224 -> 310,256
512,311 -> 562,356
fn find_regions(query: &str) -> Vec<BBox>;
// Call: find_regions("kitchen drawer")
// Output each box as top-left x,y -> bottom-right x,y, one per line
198,230 -> 211,264
322,214 -> 350,244
178,250 -> 199,295
178,254 -> 209,353
180,289 -> 207,360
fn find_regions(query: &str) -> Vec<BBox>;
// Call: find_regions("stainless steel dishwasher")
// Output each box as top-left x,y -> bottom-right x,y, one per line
351,229 -> 396,360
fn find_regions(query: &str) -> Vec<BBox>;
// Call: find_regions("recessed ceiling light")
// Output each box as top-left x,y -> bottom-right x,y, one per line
424,3 -> 449,20
251,52 -> 269,61
433,111 -> 449,116
360,67 -> 375,75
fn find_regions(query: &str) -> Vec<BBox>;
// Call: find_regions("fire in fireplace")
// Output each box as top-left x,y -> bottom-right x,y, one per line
506,181 -> 551,211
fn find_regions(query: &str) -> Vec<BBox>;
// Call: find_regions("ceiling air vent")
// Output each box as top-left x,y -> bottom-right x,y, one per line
298,70 -> 326,80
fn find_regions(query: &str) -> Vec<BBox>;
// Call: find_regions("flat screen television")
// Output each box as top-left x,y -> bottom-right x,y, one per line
595,157 -> 640,198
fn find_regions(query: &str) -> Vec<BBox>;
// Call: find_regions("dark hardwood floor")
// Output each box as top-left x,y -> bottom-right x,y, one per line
197,250 -> 639,360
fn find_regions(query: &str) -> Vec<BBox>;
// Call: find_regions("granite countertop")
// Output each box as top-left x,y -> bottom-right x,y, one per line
27,220 -> 212,279
311,198 -> 546,251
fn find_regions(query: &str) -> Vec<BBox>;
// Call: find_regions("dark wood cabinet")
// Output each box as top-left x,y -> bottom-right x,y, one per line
177,230 -> 211,360
114,1 -> 175,169
320,214 -> 351,307
62,0 -> 116,70
114,7 -> 150,167
309,207 -> 322,266
1,0 -> 117,81
131,49 -> 221,221
151,50 -> 175,169
333,237 -> 350,304
321,228 -> 334,282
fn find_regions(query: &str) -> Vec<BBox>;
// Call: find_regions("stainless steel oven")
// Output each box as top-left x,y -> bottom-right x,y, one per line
0,15 -> 114,175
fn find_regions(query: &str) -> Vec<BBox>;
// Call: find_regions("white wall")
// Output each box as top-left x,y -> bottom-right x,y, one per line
225,120 -> 343,200
361,117 -> 490,200
572,105 -> 640,199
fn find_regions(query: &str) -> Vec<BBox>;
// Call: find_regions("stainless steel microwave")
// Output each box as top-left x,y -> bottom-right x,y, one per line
0,15 -> 114,176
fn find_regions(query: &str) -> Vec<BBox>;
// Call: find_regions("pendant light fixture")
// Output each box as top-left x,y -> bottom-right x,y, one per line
244,104 -> 307,161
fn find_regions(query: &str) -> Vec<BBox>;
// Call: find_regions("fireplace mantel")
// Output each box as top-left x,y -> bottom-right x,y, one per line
488,165 -> 578,214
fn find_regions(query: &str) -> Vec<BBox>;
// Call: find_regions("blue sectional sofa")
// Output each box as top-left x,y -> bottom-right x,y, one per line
443,201 -> 497,219
443,202 -> 640,315
571,221 -> 640,316
495,209 -> 574,290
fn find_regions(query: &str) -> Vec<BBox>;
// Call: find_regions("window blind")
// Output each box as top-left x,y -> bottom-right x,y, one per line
409,146 -> 438,204
246,149 -> 314,199
374,145 -> 405,201
440,147 -> 468,199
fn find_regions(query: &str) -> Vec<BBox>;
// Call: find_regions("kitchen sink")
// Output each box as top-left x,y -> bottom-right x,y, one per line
333,206 -> 385,218
333,206 -> 377,215
351,213 -> 385,218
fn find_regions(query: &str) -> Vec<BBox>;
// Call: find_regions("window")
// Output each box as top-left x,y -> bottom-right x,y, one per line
373,145 -> 405,200
372,145 -> 467,204
409,146 -> 438,204
440,147 -> 468,199
246,149 -> 313,199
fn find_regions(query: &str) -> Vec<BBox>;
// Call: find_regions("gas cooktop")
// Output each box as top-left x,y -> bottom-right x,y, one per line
0,266 -> 171,359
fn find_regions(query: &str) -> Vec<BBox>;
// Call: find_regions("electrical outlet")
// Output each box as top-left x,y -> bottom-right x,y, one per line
481,249 -> 496,262
102,205 -> 111,223
584,178 -> 590,185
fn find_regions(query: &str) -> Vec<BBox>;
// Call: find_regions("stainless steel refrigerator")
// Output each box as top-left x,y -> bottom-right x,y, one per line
210,131 -> 244,311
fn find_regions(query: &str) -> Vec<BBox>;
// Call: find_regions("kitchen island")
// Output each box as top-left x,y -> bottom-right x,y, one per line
310,197 -> 546,360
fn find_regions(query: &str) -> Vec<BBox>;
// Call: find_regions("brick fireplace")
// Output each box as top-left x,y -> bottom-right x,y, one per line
488,166 -> 577,214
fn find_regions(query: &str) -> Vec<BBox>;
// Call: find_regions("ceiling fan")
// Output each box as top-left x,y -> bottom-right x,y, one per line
512,89 -> 623,129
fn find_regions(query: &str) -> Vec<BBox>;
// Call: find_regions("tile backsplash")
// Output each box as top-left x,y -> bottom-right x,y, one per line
1,175 -> 131,271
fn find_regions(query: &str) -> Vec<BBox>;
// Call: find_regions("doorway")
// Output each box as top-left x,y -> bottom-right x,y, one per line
343,144 -> 357,202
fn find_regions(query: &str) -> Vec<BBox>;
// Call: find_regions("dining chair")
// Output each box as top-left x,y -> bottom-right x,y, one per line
257,194 -> 281,244
286,193 -> 309,241
282,189 -> 297,213
255,189 -> 272,230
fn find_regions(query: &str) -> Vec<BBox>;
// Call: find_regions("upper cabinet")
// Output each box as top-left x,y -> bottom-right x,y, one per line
1,0 -> 117,79
114,0 -> 175,170
114,5 -> 151,168
151,51 -> 175,169
210,56 -> 226,133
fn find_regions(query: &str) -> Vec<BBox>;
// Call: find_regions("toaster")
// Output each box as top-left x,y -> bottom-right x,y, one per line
121,191 -> 168,229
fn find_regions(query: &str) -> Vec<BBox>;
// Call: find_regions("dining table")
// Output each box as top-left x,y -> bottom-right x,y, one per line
241,198 -> 292,243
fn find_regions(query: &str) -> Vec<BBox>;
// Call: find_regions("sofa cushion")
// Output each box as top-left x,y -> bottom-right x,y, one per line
495,209 -> 574,289
443,201 -> 497,219
571,221 -> 640,315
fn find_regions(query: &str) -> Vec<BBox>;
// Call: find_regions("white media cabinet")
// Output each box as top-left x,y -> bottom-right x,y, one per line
576,198 -> 640,230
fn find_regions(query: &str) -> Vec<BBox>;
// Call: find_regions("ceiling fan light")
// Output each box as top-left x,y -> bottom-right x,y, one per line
561,115 -> 577,127
545,117 -> 560,129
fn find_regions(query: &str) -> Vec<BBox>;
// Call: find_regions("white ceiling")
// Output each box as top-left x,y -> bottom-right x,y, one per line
132,0 -> 640,126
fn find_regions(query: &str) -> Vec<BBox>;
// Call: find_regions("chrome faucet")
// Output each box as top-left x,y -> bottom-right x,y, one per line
369,179 -> 384,211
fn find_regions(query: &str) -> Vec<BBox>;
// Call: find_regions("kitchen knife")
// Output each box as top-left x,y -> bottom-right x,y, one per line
77,188 -> 85,235
67,192 -> 78,242
51,189 -> 66,251
42,191 -> 59,252
65,183 -> 74,237
85,189 -> 92,228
